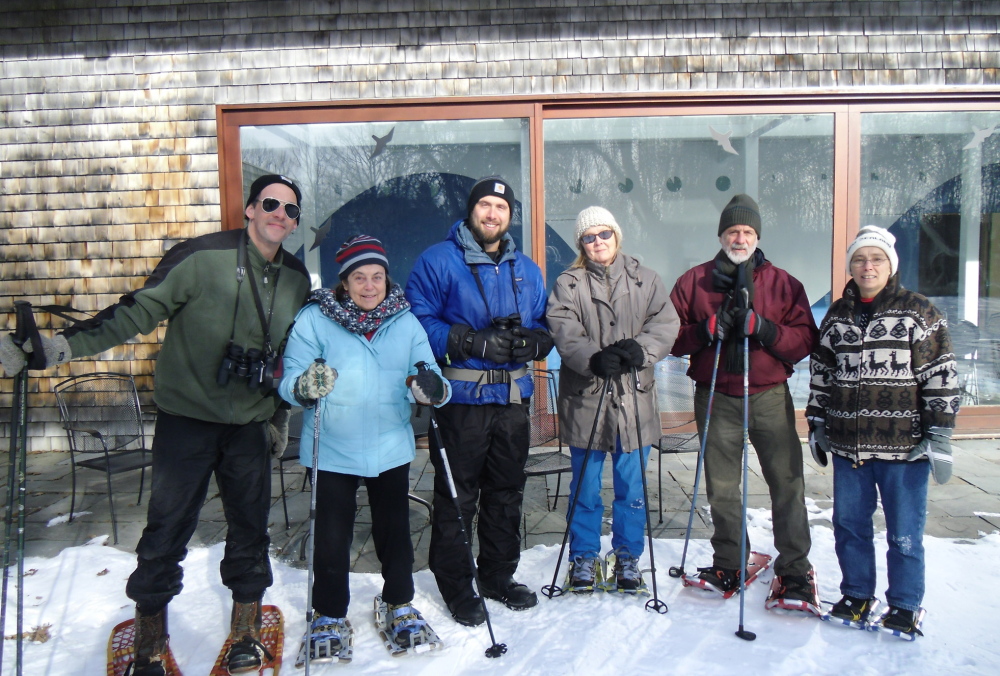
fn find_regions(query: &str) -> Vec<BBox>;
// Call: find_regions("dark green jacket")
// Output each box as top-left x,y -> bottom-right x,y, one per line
63,228 -> 311,425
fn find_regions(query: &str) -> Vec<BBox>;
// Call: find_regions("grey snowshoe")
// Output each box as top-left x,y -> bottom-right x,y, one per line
374,594 -> 443,656
294,613 -> 353,666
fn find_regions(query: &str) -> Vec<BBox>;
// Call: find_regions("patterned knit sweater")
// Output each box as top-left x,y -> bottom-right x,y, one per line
806,276 -> 960,462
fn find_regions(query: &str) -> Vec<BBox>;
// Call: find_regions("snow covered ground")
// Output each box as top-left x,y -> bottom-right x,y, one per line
3,503 -> 999,675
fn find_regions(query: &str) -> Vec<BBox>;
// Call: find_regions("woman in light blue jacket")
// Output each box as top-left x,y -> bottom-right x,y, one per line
279,235 -> 450,660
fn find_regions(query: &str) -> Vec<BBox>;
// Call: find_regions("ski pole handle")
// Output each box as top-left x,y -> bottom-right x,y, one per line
12,301 -> 45,370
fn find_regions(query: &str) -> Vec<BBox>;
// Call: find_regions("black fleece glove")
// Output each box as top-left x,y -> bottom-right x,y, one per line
510,326 -> 554,363
735,308 -> 778,346
589,345 -> 629,378
698,305 -> 735,345
614,338 -> 645,368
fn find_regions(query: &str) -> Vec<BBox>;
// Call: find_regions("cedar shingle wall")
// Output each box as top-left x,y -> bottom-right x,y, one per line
2,0 -> 999,447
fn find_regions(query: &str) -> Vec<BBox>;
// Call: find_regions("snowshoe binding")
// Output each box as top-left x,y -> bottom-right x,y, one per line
868,605 -> 926,641
598,548 -> 649,596
295,613 -> 353,667
564,554 -> 603,594
681,551 -> 771,599
822,595 -> 881,630
374,594 -> 443,656
765,568 -> 822,617
209,603 -> 283,676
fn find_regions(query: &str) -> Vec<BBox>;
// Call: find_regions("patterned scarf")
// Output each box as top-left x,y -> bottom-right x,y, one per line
310,283 -> 410,335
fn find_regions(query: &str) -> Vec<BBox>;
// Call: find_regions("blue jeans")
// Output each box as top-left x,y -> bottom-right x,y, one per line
832,454 -> 930,611
567,437 -> 650,559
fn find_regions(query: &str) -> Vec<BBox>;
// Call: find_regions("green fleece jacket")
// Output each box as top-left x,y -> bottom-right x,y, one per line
63,228 -> 311,425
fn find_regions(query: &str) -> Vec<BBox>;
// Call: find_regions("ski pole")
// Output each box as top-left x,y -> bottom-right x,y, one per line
736,290 -> 756,642
630,367 -> 667,615
2,301 -> 41,676
669,339 -> 723,579
303,358 -> 325,676
417,362 -> 506,659
541,376 -> 613,599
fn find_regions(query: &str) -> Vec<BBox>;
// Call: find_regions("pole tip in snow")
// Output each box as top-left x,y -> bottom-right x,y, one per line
485,642 -> 508,658
736,628 -> 756,641
541,584 -> 564,598
646,599 -> 669,614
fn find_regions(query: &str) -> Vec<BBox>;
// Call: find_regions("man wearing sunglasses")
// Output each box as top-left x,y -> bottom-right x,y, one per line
668,194 -> 819,609
1,174 -> 311,675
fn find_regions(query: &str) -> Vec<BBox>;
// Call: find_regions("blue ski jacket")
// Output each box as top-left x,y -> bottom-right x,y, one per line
405,220 -> 549,406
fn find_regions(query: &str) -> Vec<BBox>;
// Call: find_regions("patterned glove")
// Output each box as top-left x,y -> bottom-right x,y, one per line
807,419 -> 829,467
267,406 -> 291,457
410,369 -> 447,405
907,426 -> 954,484
294,361 -> 338,406
614,338 -> 645,368
698,305 -> 735,345
6,334 -> 72,373
735,308 -> 778,346
0,333 -> 27,376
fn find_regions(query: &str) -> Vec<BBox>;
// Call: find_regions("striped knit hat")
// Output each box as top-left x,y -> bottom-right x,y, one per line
336,235 -> 389,280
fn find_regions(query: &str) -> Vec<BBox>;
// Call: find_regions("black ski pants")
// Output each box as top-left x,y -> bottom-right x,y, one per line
311,463 -> 415,618
428,401 -> 530,605
126,410 -> 273,614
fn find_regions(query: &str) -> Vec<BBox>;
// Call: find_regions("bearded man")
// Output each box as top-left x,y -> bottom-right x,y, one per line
405,177 -> 553,626
668,194 -> 819,605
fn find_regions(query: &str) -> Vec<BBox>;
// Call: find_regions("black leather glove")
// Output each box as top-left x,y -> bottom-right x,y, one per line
808,419 -> 830,467
589,345 -> 629,378
735,308 -> 778,346
698,304 -> 735,345
510,326 -> 554,363
614,338 -> 645,368
447,324 -> 475,361
471,325 -> 515,364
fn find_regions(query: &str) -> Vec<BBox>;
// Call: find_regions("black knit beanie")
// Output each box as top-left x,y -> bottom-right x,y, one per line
718,194 -> 761,238
245,174 -> 302,210
466,176 -> 515,217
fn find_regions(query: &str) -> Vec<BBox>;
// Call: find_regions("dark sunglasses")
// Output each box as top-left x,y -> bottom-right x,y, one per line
259,197 -> 300,220
581,229 -> 615,244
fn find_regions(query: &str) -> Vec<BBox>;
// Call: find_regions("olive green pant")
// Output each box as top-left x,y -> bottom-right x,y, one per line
695,382 -> 812,577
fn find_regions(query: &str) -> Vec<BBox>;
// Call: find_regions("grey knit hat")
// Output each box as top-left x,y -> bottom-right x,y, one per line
718,194 -> 761,237
574,206 -> 623,246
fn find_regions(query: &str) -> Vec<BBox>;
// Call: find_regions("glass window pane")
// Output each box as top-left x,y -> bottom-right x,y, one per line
861,111 -> 1000,406
241,118 -> 531,287
543,114 -> 835,408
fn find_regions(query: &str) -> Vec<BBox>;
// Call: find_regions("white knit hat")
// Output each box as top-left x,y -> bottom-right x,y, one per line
846,225 -> 898,276
574,206 -> 623,246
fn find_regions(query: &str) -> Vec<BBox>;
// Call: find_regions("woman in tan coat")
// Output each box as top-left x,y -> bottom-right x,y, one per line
546,206 -> 679,593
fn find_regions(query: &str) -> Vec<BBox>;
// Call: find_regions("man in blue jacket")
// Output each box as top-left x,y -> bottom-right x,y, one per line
406,176 -> 554,626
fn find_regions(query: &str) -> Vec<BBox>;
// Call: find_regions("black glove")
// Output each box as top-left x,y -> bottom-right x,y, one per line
697,304 -> 735,345
510,326 -> 554,363
471,325 -> 515,364
735,308 -> 778,346
589,345 -> 629,378
447,324 -> 475,361
614,338 -> 645,368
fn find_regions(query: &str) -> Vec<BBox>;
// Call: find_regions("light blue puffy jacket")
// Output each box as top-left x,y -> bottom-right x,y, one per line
278,302 -> 450,477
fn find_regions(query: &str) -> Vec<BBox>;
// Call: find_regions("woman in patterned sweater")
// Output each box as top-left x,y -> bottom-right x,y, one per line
807,225 -> 960,637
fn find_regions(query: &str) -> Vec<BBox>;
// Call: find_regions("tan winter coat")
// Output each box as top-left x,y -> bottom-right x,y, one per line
546,253 -> 680,453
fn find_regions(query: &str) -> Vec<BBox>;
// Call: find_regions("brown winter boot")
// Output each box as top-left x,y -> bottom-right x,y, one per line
126,606 -> 169,676
225,599 -> 272,674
